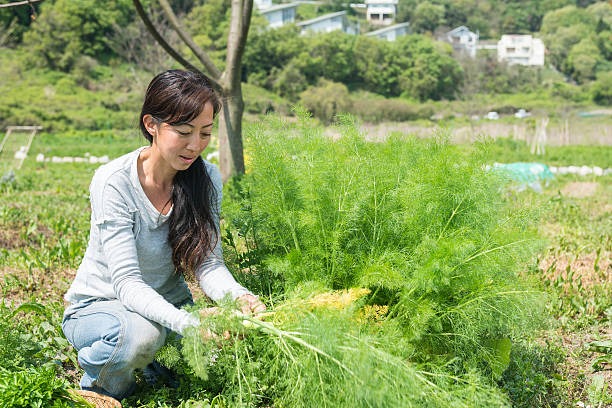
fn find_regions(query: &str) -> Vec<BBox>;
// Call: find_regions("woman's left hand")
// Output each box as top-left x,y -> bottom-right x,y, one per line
237,294 -> 266,316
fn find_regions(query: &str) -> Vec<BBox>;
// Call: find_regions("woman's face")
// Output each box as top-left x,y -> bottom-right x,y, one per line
144,102 -> 215,173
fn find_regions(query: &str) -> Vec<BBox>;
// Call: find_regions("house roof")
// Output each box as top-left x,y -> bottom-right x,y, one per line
259,2 -> 299,14
447,25 -> 474,36
501,34 -> 532,39
365,0 -> 398,4
365,22 -> 410,36
259,3 -> 299,14
296,10 -> 347,26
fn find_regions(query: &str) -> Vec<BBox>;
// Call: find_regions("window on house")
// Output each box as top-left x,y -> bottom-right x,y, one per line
507,47 -> 515,53
282,9 -> 292,21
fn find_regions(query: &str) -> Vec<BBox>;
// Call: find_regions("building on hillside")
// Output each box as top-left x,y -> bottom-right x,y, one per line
259,3 -> 299,28
443,26 -> 478,58
297,11 -> 358,35
497,34 -> 545,66
365,22 -> 410,41
365,0 -> 398,25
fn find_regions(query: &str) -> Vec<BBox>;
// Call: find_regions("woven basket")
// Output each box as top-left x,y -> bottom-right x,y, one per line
71,389 -> 122,408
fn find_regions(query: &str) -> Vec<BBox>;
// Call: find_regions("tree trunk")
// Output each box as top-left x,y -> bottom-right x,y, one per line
218,0 -> 252,181
219,89 -> 246,182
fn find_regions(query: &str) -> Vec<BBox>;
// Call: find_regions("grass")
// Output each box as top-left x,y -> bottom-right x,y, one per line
535,174 -> 611,407
0,117 -> 610,407
472,137 -> 612,168
498,169 -> 611,407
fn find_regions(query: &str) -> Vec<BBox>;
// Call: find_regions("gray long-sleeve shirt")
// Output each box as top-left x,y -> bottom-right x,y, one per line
64,147 -> 250,334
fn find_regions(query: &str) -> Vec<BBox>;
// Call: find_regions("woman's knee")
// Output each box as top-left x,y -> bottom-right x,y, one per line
123,315 -> 167,367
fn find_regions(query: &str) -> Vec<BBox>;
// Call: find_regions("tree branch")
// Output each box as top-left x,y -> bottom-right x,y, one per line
158,0 -> 222,80
133,0 -> 198,71
133,0 -> 222,91
0,0 -> 44,8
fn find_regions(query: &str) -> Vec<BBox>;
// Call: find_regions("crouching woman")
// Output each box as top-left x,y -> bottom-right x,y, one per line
62,69 -> 264,401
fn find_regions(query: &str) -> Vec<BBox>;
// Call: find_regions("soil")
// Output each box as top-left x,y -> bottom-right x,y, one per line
0,221 -> 53,250
0,226 -> 27,250
561,182 -> 600,199
539,251 -> 612,290
358,120 -> 612,146
556,325 -> 612,407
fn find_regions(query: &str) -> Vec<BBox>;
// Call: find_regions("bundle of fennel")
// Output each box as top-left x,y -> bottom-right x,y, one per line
156,287 -> 511,407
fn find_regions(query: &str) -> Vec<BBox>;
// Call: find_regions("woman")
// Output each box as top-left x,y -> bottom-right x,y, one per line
62,69 -> 264,401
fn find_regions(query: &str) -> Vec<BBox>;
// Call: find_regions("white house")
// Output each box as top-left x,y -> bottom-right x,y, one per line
297,11 -> 358,35
365,0 -> 398,25
365,22 -> 410,41
497,34 -> 545,66
444,26 -> 478,58
259,3 -> 299,28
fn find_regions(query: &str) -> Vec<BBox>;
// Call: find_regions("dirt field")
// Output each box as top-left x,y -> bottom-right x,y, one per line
360,117 -> 612,146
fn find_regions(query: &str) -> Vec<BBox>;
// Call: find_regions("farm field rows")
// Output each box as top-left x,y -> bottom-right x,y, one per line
0,117 -> 610,407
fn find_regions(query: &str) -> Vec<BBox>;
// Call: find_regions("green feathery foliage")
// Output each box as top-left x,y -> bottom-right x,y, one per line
173,294 -> 513,407
220,110 -> 547,397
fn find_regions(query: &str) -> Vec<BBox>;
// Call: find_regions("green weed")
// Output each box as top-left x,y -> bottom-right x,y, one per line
0,367 -> 87,408
499,341 -> 566,408
0,302 -> 82,407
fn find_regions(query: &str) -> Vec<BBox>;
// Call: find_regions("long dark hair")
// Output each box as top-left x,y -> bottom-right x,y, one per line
139,69 -> 222,277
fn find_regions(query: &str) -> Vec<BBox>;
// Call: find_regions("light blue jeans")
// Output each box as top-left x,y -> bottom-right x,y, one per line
62,298 -> 168,400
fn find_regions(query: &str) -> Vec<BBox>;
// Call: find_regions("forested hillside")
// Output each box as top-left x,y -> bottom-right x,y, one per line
0,0 -> 610,128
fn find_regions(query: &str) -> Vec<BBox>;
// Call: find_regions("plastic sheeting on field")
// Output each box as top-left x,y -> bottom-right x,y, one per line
488,162 -> 555,193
